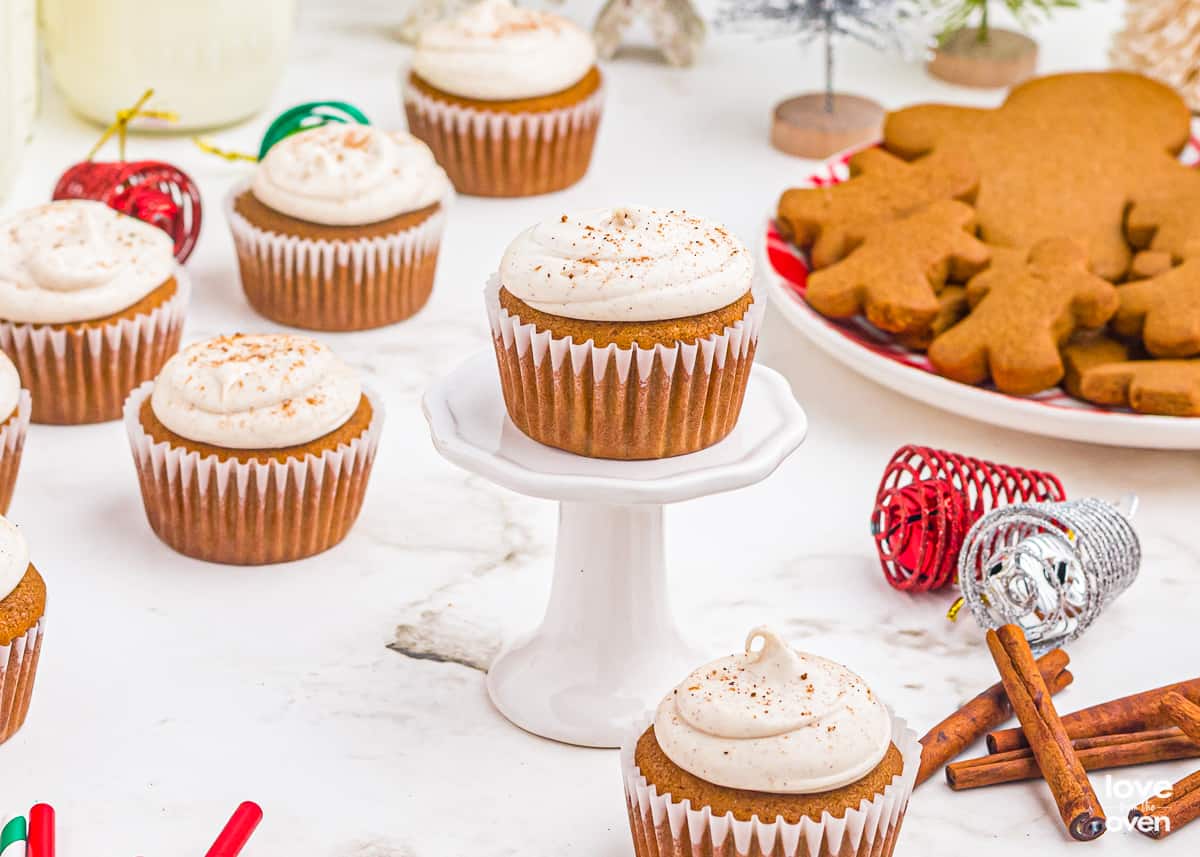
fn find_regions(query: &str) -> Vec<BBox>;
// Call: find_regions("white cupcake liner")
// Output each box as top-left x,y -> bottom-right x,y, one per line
124,381 -> 385,565
486,277 -> 764,459
402,79 -> 605,137
0,390 -> 31,514
226,183 -> 449,330
0,619 -> 44,746
403,78 -> 604,196
621,711 -> 921,857
0,268 -> 190,424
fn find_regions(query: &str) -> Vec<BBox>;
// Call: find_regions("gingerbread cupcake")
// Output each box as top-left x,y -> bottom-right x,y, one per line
0,353 -> 29,514
0,516 -> 46,746
404,0 -> 603,197
623,628 -> 920,857
0,200 -> 188,424
124,333 -> 384,565
228,124 -> 450,331
489,206 -> 762,459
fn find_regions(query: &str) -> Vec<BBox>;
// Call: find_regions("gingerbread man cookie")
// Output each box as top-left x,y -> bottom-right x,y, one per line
1061,332 -> 1132,400
777,148 -> 978,269
1127,174 -> 1200,264
896,286 -> 969,351
928,238 -> 1119,395
885,72 -> 1193,281
1112,254 -> 1200,357
805,200 -> 990,334
1080,359 -> 1200,416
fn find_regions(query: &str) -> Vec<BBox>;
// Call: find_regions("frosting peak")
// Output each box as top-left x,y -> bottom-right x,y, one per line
0,200 -> 176,324
653,627 -> 892,794
251,125 -> 449,226
0,515 -> 30,604
499,206 -> 753,322
412,0 -> 596,100
150,334 -> 361,450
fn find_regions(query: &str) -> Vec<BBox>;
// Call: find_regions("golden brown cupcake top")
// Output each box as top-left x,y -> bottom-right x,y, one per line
499,206 -> 752,323
0,515 -> 41,645
150,333 -> 361,450
412,0 -> 596,101
652,627 -> 893,794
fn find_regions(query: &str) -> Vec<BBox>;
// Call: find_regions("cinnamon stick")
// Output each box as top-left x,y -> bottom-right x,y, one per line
1161,692 -> 1200,744
916,649 -> 1072,787
986,624 -> 1106,841
987,677 -> 1200,753
947,728 -> 1200,790
1130,768 -> 1200,840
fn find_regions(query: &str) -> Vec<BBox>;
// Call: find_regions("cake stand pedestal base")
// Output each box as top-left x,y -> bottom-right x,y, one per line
423,353 -> 807,747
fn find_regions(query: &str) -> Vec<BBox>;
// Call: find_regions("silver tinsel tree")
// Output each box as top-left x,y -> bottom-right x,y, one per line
718,0 -> 905,113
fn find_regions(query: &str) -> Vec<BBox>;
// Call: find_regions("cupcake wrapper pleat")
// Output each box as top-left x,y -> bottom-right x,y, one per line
486,280 -> 763,460
227,189 -> 447,332
0,390 -> 31,515
0,270 -> 189,425
124,383 -> 385,565
621,713 -> 920,857
404,84 -> 603,197
0,619 -> 44,746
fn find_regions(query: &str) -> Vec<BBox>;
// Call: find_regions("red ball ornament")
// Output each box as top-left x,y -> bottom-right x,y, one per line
52,160 -> 202,263
871,445 -> 1066,592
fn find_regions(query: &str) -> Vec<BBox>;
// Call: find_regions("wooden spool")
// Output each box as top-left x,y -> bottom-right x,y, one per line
927,28 -> 1038,89
770,93 -> 885,159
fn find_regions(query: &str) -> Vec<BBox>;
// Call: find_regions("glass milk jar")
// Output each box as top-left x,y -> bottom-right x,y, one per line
41,0 -> 296,131
0,0 -> 37,201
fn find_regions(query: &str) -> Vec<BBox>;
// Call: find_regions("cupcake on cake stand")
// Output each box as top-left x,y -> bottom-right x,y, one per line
422,353 -> 807,748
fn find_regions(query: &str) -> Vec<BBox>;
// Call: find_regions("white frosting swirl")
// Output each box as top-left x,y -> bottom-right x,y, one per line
0,515 -> 30,604
0,200 -> 176,324
0,352 -> 20,425
412,0 -> 596,100
252,125 -> 450,226
500,206 -> 752,322
653,627 -> 893,794
150,334 -> 362,450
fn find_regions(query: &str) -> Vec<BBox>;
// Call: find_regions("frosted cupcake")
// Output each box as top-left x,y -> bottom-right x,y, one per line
0,353 -> 29,514
124,333 -> 384,565
0,200 -> 188,424
623,628 -> 920,857
489,206 -> 762,459
228,124 -> 451,330
404,0 -> 604,197
0,516 -> 45,746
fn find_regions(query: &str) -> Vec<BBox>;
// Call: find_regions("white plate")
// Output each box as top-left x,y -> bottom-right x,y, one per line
762,220 -> 1200,450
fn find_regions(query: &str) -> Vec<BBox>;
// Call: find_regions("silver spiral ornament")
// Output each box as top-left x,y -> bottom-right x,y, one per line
957,497 -> 1141,654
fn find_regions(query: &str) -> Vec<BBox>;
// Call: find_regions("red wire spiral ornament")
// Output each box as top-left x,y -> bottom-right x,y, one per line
871,445 -> 1066,592
52,161 -> 202,263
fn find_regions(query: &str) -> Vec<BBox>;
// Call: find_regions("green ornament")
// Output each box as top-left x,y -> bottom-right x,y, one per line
257,101 -> 371,160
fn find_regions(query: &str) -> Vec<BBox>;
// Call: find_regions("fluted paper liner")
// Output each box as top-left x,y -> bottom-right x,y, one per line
0,620 -> 44,746
0,270 -> 189,425
0,390 -> 31,514
227,186 -> 447,331
404,82 -> 603,197
622,711 -> 920,857
487,279 -> 764,460
124,383 -> 384,565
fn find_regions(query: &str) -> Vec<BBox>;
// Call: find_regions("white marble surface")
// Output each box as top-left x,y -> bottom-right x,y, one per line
1,1 -> 1199,854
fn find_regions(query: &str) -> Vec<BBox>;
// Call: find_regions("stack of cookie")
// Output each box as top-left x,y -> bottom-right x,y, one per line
777,71 -> 1200,417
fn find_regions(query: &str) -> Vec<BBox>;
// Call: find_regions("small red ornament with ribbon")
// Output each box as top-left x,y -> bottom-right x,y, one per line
51,89 -> 202,264
871,445 -> 1066,592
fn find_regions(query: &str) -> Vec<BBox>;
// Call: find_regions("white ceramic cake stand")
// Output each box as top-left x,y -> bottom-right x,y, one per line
422,352 -> 808,747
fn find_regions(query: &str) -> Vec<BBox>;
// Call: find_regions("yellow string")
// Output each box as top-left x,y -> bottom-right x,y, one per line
85,89 -> 179,162
947,597 -> 965,621
191,137 -> 258,163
